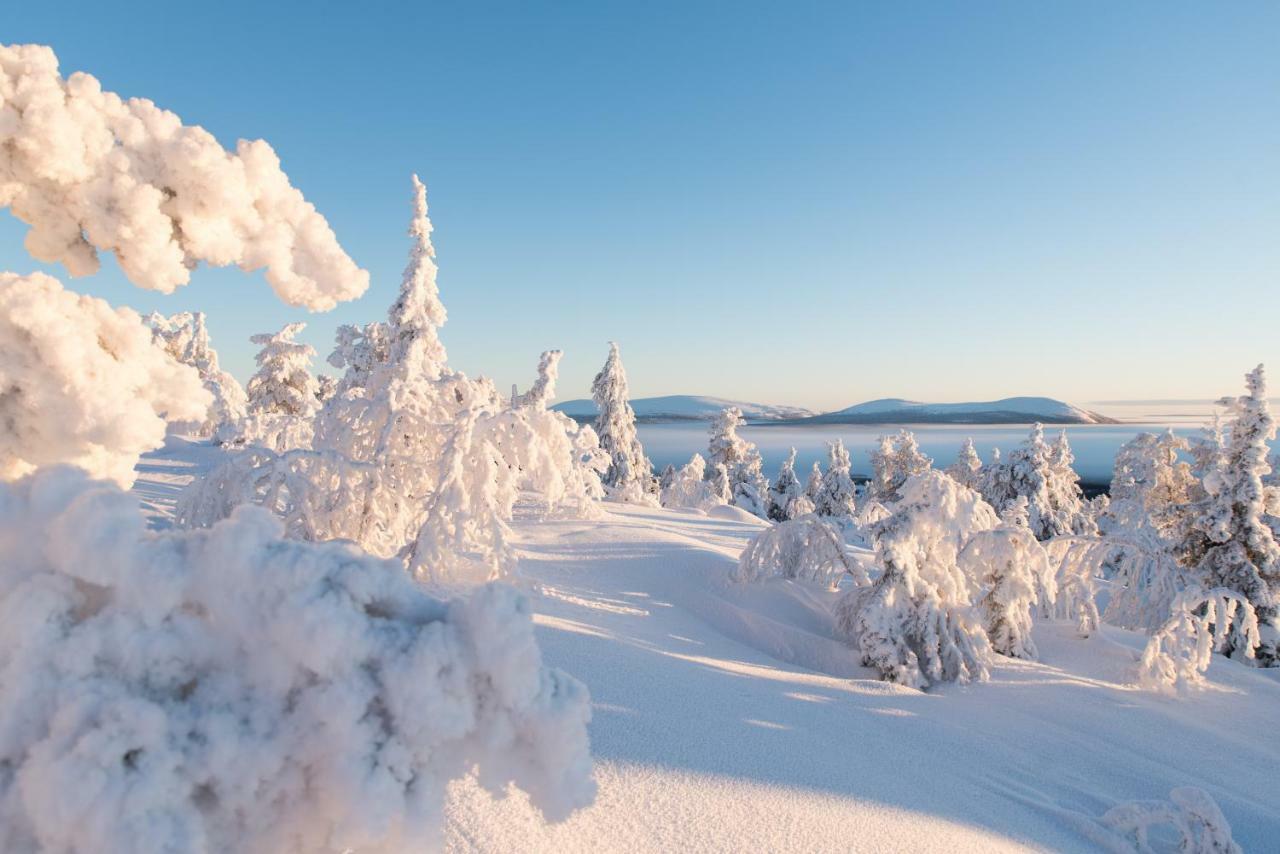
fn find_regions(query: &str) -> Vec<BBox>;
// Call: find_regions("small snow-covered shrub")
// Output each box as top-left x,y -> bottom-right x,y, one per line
1136,588 -> 1260,693
835,471 -> 999,689
1042,536 -> 1103,637
734,515 -> 868,588
766,447 -> 805,521
661,454 -> 723,512
0,467 -> 594,854
958,525 -> 1052,659
0,272 -> 209,488
1100,787 -> 1241,854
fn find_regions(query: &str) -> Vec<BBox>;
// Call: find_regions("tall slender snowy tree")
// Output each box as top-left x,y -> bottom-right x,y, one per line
590,342 -> 654,502
814,439 -> 857,521
767,448 -> 804,521
805,460 -> 824,503
706,407 -> 769,517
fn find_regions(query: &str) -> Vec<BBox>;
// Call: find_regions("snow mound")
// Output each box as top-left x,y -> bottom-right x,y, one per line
706,503 -> 769,524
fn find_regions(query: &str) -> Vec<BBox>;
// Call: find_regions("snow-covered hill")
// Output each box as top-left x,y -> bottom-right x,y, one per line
553,395 -> 814,423
799,397 -> 1117,425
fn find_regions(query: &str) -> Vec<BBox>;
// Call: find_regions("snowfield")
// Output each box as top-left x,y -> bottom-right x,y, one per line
134,440 -> 1280,853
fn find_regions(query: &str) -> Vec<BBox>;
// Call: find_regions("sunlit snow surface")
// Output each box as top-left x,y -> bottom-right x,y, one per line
134,441 -> 1280,852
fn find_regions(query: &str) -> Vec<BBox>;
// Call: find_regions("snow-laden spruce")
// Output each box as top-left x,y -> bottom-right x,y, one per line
766,447 -> 805,521
867,429 -> 932,505
1172,365 -> 1280,664
590,342 -> 654,503
146,311 -> 247,442
0,467 -> 594,854
0,272 -> 209,487
945,437 -> 983,491
957,524 -> 1053,659
660,454 -> 724,512
978,424 -> 1094,541
835,470 -> 1000,688
735,515 -> 868,588
1136,587 -> 1260,693
239,321 -> 320,452
706,407 -> 769,517
813,439 -> 857,522
0,44 -> 368,309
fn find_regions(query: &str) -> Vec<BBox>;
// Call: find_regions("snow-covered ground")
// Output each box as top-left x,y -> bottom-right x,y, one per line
135,440 -> 1280,852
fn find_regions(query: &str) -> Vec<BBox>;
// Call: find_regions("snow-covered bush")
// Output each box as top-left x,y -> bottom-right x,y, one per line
1100,787 -> 1241,854
835,471 -> 1000,688
0,44 -> 368,309
0,467 -> 594,854
239,321 -> 319,451
1041,536 -> 1103,637
813,439 -> 857,522
1136,588 -> 1260,693
734,515 -> 869,588
0,272 -> 209,488
706,407 -> 769,517
146,311 -> 247,441
979,424 -> 1094,541
1173,365 -> 1280,664
766,447 -> 804,521
866,429 -> 932,505
945,437 -> 983,490
590,342 -> 654,503
660,454 -> 723,512
804,460 -> 823,504
958,525 -> 1052,659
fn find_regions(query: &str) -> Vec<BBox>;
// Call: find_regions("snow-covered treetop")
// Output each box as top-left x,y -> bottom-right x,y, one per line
0,43 -> 368,309
386,174 -> 448,377
518,350 -> 562,410
247,322 -> 319,418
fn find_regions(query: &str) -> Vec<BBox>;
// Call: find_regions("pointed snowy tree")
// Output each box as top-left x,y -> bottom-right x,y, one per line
590,342 -> 654,502
706,407 -> 769,517
707,462 -> 732,504
958,524 -> 1051,659
867,429 -> 932,505
805,460 -> 824,503
1048,430 -> 1096,536
1175,365 -> 1280,664
767,448 -> 804,521
658,464 -> 678,493
146,310 -> 247,442
239,322 -> 319,451
979,424 -> 1090,541
814,439 -> 857,521
945,438 -> 983,491
660,454 -> 723,511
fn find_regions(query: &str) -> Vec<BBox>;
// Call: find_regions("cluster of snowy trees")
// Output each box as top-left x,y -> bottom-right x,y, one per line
0,44 -> 596,852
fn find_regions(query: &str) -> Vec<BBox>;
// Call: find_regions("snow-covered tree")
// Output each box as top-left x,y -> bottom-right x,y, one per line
835,470 -> 1000,688
767,448 -> 805,521
0,466 -> 593,854
979,424 -> 1093,541
804,460 -> 824,503
706,407 -> 769,517
1174,365 -> 1280,664
660,454 -> 724,512
867,429 -> 932,505
658,463 -> 678,493
0,273 -> 209,488
706,461 -> 732,504
146,311 -> 247,441
1100,788 -> 1242,854
1048,429 -> 1096,536
239,322 -> 319,451
813,439 -> 857,522
958,524 -> 1052,659
1136,587 -> 1260,692
314,373 -> 337,404
734,516 -> 869,588
945,438 -> 983,490
590,342 -> 654,502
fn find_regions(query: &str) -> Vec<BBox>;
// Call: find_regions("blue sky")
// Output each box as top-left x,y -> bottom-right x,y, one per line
4,2 -> 1278,411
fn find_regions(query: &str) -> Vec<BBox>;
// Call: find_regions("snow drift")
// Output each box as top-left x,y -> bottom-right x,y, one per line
0,43 -> 368,309
0,467 -> 594,854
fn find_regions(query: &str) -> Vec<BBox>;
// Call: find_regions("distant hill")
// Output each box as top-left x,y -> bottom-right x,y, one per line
788,397 -> 1118,425
552,395 -> 815,423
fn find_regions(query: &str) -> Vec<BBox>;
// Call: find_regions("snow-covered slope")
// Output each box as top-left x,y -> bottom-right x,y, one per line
800,397 -> 1117,425
553,395 -> 814,422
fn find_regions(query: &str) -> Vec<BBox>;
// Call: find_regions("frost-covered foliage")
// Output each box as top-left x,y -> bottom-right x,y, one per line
0,44 -> 368,309
590,342 -> 654,503
813,439 -> 857,522
327,320 -> 390,396
835,471 -> 1000,688
867,429 -> 932,505
239,322 -> 319,452
945,437 -> 983,490
1041,537 -> 1103,637
734,515 -> 868,588
1100,787 -> 1241,854
705,407 -> 769,517
660,454 -> 723,512
146,311 -> 247,442
0,467 -> 594,854
804,460 -> 823,503
1136,588 -> 1260,693
1173,366 -> 1280,664
0,272 -> 209,487
766,447 -> 805,521
958,525 -> 1052,659
979,424 -> 1094,541
315,373 -> 337,404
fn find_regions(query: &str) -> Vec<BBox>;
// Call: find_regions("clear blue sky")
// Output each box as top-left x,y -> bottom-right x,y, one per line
4,2 -> 1278,411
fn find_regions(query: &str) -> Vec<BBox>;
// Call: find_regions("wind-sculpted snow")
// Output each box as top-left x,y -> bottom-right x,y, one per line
0,467 -> 594,854
0,44 -> 368,309
0,272 -> 210,487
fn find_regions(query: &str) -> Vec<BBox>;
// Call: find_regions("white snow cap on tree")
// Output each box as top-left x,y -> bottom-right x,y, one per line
590,342 -> 653,502
706,407 -> 769,517
660,454 -> 723,512
868,429 -> 932,505
945,438 -> 983,490
813,439 -> 857,521
0,467 -> 595,854
146,310 -> 247,441
766,448 -> 805,521
240,322 -> 319,452
0,44 -> 368,309
0,272 -> 209,487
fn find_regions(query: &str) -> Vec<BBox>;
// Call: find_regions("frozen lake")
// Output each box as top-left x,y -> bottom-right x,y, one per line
633,400 -> 1277,487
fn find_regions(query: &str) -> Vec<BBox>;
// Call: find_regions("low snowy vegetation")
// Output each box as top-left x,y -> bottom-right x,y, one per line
659,453 -> 724,512
706,406 -> 769,517
1099,787 -> 1241,854
958,524 -> 1052,659
734,515 -> 868,588
1136,588 -> 1260,693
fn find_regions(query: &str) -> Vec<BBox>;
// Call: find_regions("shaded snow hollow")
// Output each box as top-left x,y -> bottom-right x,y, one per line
134,441 -> 1278,852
